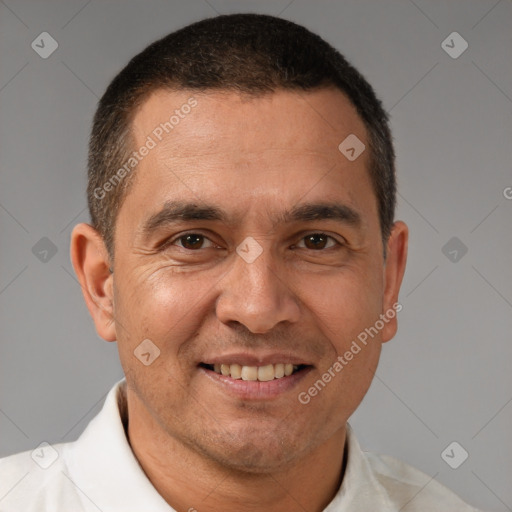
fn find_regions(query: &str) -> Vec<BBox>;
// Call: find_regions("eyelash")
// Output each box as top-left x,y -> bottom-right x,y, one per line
164,231 -> 343,252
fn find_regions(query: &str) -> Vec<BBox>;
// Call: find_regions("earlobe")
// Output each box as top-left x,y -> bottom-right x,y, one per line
70,223 -> 117,342
381,221 -> 408,343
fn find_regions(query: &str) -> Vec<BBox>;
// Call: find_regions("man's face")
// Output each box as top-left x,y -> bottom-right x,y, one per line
95,88 -> 404,472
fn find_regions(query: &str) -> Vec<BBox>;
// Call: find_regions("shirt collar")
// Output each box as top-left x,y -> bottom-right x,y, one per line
324,423 -> 395,511
63,378 -> 174,511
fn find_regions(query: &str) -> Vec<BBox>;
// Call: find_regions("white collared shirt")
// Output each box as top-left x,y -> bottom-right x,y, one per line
0,379 -> 480,511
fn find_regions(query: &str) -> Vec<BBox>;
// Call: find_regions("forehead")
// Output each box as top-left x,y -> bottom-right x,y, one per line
131,87 -> 367,159
122,87 -> 376,232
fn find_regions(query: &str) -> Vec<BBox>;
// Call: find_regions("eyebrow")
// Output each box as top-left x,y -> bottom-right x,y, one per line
140,199 -> 362,238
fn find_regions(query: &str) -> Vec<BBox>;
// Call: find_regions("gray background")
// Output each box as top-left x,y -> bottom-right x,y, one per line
1,0 -> 511,510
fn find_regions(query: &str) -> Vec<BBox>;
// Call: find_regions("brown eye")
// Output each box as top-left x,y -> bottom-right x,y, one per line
174,233 -> 213,250
298,233 -> 337,250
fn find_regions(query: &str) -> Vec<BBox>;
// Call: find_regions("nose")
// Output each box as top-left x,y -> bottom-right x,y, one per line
215,243 -> 301,334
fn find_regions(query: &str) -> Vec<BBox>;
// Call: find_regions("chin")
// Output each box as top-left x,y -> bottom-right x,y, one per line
212,443 -> 300,474
195,423 -> 307,474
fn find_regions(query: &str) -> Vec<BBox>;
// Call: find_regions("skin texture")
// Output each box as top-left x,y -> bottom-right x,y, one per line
71,87 -> 408,512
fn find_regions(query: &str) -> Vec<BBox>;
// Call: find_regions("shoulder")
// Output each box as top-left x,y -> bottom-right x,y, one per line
364,450 -> 481,511
0,443 -> 90,511
0,380 -> 131,512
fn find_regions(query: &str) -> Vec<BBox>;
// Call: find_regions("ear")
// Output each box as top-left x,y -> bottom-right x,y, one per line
381,221 -> 408,343
70,223 -> 116,342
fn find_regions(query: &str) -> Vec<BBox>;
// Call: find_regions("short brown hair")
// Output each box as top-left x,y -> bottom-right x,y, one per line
87,13 -> 396,260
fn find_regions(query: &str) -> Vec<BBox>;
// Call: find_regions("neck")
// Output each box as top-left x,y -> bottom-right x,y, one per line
123,388 -> 347,512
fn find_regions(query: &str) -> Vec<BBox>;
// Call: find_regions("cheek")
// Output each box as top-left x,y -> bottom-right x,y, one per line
114,268 -> 215,359
112,271 -> 205,410
304,265 -> 384,345
299,264 -> 384,403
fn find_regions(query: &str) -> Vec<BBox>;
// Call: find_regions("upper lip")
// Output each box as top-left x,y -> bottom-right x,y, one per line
200,352 -> 312,367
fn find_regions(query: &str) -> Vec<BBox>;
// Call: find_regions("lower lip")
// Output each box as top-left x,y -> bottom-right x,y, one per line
199,366 -> 313,400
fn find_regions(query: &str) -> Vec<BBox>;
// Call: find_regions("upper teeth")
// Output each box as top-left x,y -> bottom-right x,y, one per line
212,363 -> 298,381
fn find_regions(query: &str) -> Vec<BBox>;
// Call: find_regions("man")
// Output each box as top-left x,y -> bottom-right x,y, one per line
0,13 -> 481,511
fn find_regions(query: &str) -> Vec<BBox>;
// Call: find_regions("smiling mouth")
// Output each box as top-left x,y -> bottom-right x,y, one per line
199,363 -> 309,382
